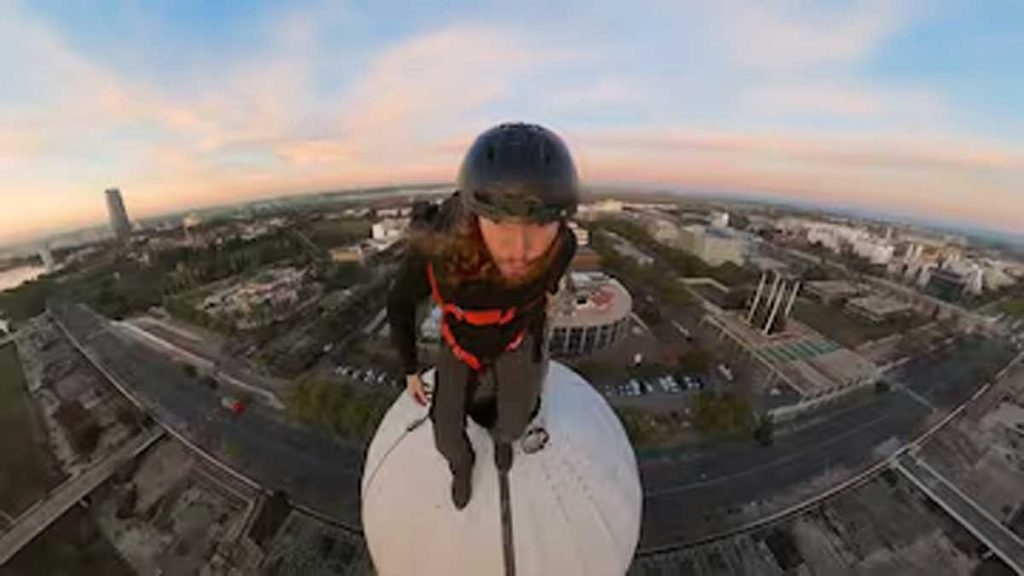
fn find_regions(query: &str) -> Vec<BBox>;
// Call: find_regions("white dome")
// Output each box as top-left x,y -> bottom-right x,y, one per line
361,361 -> 642,576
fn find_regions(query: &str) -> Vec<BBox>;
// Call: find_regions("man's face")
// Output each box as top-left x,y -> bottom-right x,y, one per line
478,216 -> 558,282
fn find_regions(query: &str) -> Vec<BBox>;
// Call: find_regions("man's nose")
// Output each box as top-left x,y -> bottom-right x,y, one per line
509,228 -> 529,257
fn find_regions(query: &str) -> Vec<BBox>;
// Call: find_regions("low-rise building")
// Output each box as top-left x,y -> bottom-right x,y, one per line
845,295 -> 914,322
201,267 -> 309,329
568,221 -> 589,246
371,218 -> 409,242
709,211 -> 730,228
700,227 -> 747,266
549,272 -> 633,357
330,245 -> 366,264
805,280 -> 862,305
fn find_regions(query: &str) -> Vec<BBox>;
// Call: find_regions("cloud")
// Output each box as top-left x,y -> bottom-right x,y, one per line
0,0 -> 1020,246
575,127 -> 1024,233
740,81 -> 945,122
336,25 -> 550,163
709,0 -> 912,72
543,78 -> 643,108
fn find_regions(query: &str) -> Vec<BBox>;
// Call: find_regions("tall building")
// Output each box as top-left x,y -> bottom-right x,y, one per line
38,245 -> 55,271
105,188 -> 131,240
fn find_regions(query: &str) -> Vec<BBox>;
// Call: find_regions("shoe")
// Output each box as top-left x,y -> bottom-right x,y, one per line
495,442 -> 513,473
451,469 -> 472,510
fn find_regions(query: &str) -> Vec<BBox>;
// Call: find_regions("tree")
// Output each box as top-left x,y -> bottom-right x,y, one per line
692,391 -> 754,436
753,413 -> 774,446
678,348 -> 711,374
614,406 -> 661,446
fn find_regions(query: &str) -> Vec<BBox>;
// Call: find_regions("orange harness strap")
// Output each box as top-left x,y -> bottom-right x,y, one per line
427,262 -> 526,372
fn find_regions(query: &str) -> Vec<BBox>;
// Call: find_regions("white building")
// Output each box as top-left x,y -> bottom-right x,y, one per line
850,238 -> 895,265
568,221 -> 589,246
550,272 -> 633,357
943,259 -> 985,296
700,227 -> 747,266
645,217 -> 747,267
709,211 -> 730,228
649,218 -> 682,246
577,199 -> 623,219
371,218 -> 409,241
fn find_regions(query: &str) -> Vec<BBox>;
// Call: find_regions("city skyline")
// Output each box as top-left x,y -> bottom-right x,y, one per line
2,0 -> 1023,246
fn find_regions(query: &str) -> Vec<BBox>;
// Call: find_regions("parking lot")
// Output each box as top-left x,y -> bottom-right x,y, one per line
330,363 -> 400,390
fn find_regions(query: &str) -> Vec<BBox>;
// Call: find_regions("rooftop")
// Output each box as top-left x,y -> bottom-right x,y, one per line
847,295 -> 914,316
553,273 -> 632,328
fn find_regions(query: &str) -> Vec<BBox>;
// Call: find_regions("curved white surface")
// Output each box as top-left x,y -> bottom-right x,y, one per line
361,361 -> 642,576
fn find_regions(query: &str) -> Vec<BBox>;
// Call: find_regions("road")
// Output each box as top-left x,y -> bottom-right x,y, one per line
49,301 -> 1017,552
638,336 -> 1014,549
51,303 -> 367,530
0,428 -> 164,565
894,453 -> 1024,574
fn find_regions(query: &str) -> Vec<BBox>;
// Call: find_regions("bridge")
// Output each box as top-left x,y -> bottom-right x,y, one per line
893,452 -> 1024,575
0,427 -> 165,565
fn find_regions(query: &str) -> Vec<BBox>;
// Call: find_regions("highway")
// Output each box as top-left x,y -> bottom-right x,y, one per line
638,336 -> 1014,549
894,453 -> 1024,574
0,428 -> 164,565
51,303 -> 366,530
49,301 -> 1017,551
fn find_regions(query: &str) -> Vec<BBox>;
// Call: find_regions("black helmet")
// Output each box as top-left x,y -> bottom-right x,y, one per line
458,122 -> 579,223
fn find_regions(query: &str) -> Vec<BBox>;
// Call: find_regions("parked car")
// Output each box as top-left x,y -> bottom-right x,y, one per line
717,364 -> 734,382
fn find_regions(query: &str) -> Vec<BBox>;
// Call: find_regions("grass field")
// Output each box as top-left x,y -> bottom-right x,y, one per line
0,343 -> 57,519
793,297 -> 928,348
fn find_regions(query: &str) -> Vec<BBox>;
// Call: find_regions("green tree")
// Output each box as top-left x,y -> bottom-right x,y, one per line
692,392 -> 754,436
678,348 -> 712,374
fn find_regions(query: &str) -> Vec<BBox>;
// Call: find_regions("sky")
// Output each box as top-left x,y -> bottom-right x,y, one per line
1,0 -> 1022,246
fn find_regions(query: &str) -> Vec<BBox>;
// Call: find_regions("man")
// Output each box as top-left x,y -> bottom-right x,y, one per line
386,122 -> 578,509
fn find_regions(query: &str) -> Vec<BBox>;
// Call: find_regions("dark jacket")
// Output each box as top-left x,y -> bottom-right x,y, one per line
386,195 -> 577,376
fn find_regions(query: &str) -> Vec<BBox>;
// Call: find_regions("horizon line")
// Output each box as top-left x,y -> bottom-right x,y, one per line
2,181 -> 1021,253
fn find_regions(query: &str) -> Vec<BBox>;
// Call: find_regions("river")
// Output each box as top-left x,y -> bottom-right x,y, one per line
0,265 -> 46,292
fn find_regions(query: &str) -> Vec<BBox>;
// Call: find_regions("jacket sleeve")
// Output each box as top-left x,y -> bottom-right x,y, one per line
547,225 -> 578,294
386,247 -> 432,375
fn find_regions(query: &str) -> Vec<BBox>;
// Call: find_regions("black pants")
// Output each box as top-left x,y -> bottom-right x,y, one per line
429,331 -> 549,477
